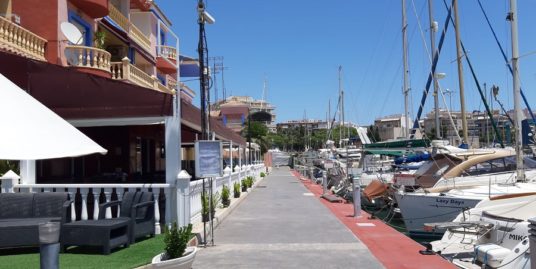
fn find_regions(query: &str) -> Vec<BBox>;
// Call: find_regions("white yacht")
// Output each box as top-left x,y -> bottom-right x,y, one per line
394,149 -> 536,237
430,193 -> 536,268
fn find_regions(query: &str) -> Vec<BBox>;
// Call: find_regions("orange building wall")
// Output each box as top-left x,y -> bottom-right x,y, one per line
12,0 -> 66,64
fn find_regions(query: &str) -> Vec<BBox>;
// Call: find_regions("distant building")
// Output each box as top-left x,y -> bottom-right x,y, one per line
212,96 -> 277,133
423,109 -> 513,147
373,114 -> 409,141
276,119 -> 329,133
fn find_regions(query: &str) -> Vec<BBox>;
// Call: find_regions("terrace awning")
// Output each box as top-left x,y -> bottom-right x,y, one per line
0,74 -> 107,160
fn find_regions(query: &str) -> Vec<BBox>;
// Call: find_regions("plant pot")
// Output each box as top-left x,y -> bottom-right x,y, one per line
242,186 -> 247,192
234,192 -> 240,198
151,247 -> 197,269
202,210 -> 216,222
222,199 -> 230,207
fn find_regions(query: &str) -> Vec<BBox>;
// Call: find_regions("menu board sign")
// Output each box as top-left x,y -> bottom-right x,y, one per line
195,140 -> 223,178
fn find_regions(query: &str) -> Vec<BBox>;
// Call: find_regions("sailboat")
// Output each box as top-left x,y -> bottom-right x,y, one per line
393,0 -> 536,239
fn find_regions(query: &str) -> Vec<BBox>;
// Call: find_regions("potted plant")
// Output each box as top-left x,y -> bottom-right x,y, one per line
247,176 -> 254,188
151,223 -> 197,269
260,172 -> 266,177
233,182 -> 241,198
221,185 -> 230,207
241,179 -> 248,192
201,192 -> 210,222
93,30 -> 106,49
211,192 -> 220,216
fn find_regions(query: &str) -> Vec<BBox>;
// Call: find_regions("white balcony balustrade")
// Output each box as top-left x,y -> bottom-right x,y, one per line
157,45 -> 177,60
65,45 -> 111,72
111,57 -> 174,93
0,15 -> 47,61
108,5 -> 151,53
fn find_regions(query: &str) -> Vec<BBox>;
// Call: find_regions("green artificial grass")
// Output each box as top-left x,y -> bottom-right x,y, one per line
0,235 -> 165,269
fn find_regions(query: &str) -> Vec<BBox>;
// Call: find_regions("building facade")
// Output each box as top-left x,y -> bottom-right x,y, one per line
373,114 -> 409,141
212,95 -> 277,133
0,0 -> 248,182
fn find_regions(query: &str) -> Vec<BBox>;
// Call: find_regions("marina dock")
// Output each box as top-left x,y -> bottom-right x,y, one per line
193,167 -> 455,268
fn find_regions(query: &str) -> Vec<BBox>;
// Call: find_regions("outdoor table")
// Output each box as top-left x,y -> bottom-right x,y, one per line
62,219 -> 130,254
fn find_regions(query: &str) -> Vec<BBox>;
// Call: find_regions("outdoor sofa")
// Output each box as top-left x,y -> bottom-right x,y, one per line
0,192 -> 71,248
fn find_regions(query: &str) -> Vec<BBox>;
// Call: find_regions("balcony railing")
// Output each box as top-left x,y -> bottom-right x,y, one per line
108,5 -> 152,53
166,75 -> 177,89
0,16 -> 47,61
111,57 -> 174,94
129,24 -> 151,53
0,164 -> 266,232
65,45 -> 111,72
157,45 -> 177,60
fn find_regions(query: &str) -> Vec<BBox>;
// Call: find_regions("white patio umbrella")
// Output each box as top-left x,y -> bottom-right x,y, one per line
0,74 -> 107,160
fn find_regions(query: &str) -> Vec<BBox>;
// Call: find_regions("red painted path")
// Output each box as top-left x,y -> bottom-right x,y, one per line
291,170 -> 456,269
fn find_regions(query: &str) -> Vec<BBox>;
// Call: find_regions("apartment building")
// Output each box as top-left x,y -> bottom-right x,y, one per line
0,0 -> 246,183
373,114 -> 409,141
212,95 -> 277,133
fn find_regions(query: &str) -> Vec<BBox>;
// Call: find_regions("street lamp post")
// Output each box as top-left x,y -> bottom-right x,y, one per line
248,109 -> 252,165
197,0 -> 215,247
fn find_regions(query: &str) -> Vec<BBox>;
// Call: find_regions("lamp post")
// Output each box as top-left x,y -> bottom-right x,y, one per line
248,108 -> 252,165
197,0 -> 215,247
198,0 -> 215,140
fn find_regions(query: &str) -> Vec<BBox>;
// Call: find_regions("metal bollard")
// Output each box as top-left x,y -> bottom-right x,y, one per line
322,171 -> 327,195
353,185 -> 361,218
39,222 -> 60,269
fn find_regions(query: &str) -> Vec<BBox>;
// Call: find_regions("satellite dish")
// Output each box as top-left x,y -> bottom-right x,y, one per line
60,22 -> 83,45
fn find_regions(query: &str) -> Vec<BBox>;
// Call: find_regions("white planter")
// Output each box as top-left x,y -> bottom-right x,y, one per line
151,247 -> 198,269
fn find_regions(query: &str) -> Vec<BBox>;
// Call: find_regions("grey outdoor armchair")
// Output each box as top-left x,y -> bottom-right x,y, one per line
98,191 -> 155,243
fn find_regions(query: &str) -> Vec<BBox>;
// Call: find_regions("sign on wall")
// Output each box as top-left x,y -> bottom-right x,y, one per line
195,140 -> 223,178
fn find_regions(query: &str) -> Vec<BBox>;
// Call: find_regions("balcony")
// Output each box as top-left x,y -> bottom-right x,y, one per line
65,45 -> 111,77
156,45 -> 177,74
70,0 -> 109,18
110,57 -> 174,94
108,5 -> 152,54
0,16 -> 47,61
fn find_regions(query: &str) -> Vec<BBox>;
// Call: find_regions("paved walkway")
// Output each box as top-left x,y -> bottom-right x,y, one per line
193,167 -> 384,269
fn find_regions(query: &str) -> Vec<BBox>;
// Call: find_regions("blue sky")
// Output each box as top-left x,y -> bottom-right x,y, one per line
158,1 -> 536,126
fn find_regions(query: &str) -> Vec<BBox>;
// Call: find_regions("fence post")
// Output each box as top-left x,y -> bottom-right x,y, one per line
224,166 -> 232,189
0,170 -> 20,193
177,170 -> 192,227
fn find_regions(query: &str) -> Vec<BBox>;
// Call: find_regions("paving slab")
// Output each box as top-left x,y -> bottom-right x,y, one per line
193,167 -> 384,269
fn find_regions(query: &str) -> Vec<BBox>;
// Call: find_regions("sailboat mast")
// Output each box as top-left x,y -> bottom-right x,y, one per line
339,66 -> 344,145
402,0 -> 410,138
453,0 -> 469,146
509,0 -> 524,181
428,0 -> 441,139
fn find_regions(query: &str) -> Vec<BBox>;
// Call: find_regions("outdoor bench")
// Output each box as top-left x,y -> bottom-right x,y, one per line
0,192 -> 71,248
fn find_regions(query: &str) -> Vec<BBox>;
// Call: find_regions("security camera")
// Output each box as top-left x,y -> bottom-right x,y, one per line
202,10 -> 215,24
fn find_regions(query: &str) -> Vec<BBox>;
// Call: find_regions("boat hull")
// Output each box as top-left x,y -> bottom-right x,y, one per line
394,192 -> 482,237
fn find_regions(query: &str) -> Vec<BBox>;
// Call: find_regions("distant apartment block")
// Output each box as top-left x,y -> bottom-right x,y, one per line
373,114 -> 409,141
212,96 -> 277,133
276,119 -> 329,133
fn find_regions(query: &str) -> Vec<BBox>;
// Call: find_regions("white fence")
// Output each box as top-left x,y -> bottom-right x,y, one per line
189,164 -> 264,223
0,164 -> 265,233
